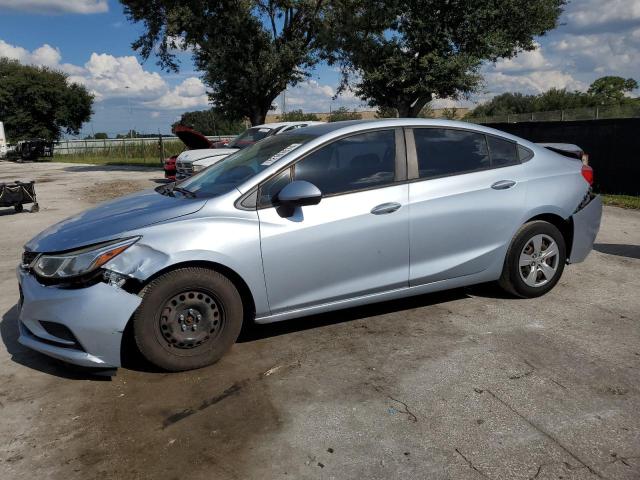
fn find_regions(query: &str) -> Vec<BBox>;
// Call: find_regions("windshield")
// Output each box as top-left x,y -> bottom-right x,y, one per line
178,132 -> 315,198
228,127 -> 273,149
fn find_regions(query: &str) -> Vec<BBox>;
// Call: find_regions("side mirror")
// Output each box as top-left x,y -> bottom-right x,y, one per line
276,180 -> 322,207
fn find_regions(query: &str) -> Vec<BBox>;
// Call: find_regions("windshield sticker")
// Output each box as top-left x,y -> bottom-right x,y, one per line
261,143 -> 303,166
258,128 -> 271,132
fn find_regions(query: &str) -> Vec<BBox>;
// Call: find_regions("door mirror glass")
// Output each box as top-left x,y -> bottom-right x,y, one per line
276,180 -> 322,207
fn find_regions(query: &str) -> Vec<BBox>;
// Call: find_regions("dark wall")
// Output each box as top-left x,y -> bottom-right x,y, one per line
484,118 -> 640,195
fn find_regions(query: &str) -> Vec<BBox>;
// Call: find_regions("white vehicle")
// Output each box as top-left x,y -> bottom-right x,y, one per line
176,121 -> 324,179
0,122 -> 7,159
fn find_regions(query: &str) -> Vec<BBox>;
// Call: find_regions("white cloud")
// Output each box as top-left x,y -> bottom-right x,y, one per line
150,111 -> 161,119
0,0 -> 108,14
143,77 -> 209,110
493,43 -> 553,73
483,70 -> 585,96
71,53 -> 168,101
563,0 -> 640,32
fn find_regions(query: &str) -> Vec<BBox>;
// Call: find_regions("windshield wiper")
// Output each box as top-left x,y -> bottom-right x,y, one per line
172,186 -> 197,198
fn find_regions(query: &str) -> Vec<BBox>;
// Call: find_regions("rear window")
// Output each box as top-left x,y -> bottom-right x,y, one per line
228,127 -> 273,148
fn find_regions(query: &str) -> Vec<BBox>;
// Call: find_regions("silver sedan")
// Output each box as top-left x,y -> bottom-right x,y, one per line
17,119 -> 602,371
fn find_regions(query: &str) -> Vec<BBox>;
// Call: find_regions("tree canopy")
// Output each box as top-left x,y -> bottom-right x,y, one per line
329,0 -> 566,117
0,58 -> 93,141
279,109 -> 320,121
327,107 -> 361,122
121,0 -> 331,126
468,76 -> 639,117
171,108 -> 245,135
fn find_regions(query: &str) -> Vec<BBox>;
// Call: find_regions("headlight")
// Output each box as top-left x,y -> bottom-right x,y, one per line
192,164 -> 205,173
31,237 -> 139,279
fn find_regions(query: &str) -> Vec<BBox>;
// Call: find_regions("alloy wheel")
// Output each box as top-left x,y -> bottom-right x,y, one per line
519,234 -> 560,288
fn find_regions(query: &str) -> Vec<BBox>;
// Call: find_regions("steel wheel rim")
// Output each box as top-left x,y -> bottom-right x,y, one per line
156,289 -> 224,353
519,234 -> 559,288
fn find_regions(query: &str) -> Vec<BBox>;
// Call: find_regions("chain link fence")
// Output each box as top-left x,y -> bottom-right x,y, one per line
466,103 -> 640,124
53,135 -> 235,163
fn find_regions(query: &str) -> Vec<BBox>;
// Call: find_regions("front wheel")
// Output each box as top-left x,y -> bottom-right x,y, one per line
499,221 -> 566,298
133,267 -> 243,371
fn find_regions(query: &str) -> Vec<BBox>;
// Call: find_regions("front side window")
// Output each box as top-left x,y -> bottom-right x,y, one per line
414,128 -> 490,179
293,130 -> 396,196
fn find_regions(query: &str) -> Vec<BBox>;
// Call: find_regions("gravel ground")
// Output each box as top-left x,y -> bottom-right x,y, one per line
0,161 -> 639,480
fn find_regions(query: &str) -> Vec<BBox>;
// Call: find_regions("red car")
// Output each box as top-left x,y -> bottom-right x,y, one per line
164,126 -> 215,181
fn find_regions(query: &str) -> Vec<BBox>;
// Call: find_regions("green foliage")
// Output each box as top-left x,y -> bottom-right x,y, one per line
587,76 -> 639,104
279,109 -> 320,121
376,106 -> 398,118
121,1 -> 332,125
329,0 -> 565,117
468,76 -> 640,118
171,109 -> 244,135
440,108 -> 460,120
94,132 -> 109,140
328,107 -> 362,122
0,58 -> 93,141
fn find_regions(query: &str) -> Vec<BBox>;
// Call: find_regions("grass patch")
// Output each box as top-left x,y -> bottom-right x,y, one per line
601,194 -> 640,209
52,156 -> 162,167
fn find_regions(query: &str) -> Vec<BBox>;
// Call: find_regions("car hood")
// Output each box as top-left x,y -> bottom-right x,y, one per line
174,125 -> 213,149
177,148 -> 238,163
25,189 -> 207,252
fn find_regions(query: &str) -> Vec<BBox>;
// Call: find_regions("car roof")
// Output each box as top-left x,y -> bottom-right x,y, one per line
279,119 -> 536,147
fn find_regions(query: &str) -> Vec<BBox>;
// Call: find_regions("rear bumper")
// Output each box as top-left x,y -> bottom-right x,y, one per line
17,269 -> 142,368
568,194 -> 602,263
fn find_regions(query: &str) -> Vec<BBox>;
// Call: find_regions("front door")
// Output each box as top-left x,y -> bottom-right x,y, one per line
258,129 -> 410,314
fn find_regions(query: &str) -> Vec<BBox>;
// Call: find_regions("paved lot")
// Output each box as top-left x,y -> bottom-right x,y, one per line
0,161 -> 639,480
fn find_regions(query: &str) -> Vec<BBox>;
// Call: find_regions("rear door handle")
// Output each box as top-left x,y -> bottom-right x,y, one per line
371,202 -> 402,215
491,180 -> 516,190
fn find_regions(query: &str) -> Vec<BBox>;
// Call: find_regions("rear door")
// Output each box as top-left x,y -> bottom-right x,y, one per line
407,127 -> 526,285
257,129 -> 410,314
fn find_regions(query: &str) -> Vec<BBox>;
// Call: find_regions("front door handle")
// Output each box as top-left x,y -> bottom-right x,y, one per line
371,202 -> 402,215
491,180 -> 516,190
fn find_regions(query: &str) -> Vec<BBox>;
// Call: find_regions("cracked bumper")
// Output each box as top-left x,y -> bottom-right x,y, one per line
17,268 -> 142,368
568,194 -> 602,264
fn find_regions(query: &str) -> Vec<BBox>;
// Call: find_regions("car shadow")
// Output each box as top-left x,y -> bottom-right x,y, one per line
238,288 -> 471,343
594,243 -> 640,260
1,305 -> 112,381
2,284 -> 506,377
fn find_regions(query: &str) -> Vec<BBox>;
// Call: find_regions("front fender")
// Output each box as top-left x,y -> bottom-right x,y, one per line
103,214 -> 269,317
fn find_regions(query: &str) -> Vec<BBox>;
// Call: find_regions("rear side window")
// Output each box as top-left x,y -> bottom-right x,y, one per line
487,136 -> 518,167
294,130 -> 396,196
414,128 -> 489,179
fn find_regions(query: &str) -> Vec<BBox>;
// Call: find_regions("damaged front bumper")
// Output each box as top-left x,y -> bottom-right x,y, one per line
568,194 -> 602,263
17,268 -> 141,368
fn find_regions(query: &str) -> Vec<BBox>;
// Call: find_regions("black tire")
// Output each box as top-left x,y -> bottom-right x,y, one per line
499,220 -> 566,298
133,267 -> 243,371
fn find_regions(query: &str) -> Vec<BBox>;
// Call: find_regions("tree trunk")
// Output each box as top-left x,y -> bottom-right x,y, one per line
248,108 -> 267,126
397,95 -> 433,118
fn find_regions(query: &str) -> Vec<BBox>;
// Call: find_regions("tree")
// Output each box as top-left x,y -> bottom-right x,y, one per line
121,0 -> 332,126
468,92 -> 537,117
330,0 -> 565,117
171,109 -> 244,135
440,108 -> 459,120
328,107 -> 362,122
0,58 -> 93,141
280,109 -> 320,121
587,76 -> 638,105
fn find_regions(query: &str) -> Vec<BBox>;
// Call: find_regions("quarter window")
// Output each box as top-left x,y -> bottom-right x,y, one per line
293,130 -> 396,196
487,136 -> 518,167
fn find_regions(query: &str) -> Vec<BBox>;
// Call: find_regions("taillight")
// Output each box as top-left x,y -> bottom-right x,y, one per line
581,164 -> 593,186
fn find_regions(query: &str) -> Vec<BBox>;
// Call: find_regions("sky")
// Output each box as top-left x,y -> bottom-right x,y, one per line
0,0 -> 639,137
